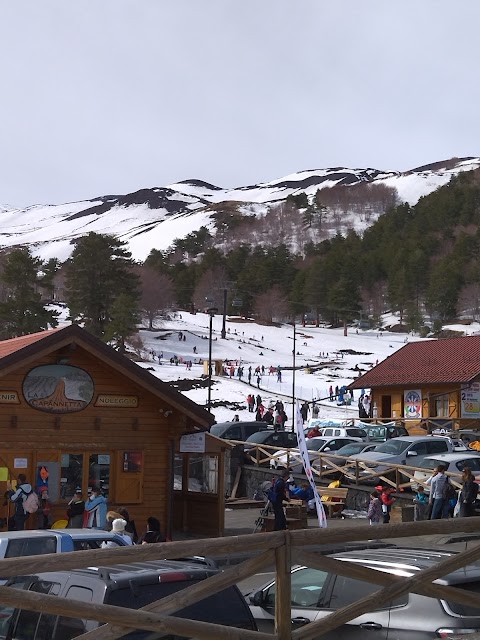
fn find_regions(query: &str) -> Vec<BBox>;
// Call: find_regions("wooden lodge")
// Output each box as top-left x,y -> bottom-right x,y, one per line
350,335 -> 480,431
0,325 -> 231,537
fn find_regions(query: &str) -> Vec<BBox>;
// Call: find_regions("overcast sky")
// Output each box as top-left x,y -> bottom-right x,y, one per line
0,0 -> 479,206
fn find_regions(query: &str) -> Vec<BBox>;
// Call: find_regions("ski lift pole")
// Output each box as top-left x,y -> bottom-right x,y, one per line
292,319 -> 296,433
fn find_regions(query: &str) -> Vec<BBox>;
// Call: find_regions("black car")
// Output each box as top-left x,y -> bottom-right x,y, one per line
209,421 -> 267,441
244,430 -> 298,456
0,559 -> 257,639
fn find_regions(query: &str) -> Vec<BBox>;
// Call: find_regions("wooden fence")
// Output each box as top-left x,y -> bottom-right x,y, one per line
240,441 -> 467,492
1,518 -> 480,639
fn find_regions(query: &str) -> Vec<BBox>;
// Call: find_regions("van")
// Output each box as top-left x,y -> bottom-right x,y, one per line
0,559 -> 257,639
209,421 -> 267,441
359,422 -> 408,442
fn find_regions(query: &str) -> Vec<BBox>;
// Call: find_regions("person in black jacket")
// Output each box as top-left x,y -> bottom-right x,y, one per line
460,467 -> 478,517
117,507 -> 138,543
66,491 -> 85,528
263,408 -> 274,425
272,469 -> 290,531
138,516 -> 167,544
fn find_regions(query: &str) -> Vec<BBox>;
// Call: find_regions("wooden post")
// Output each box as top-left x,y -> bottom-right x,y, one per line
395,467 -> 400,492
275,531 -> 292,640
355,460 -> 359,485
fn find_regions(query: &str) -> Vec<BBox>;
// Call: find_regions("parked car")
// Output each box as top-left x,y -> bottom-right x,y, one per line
322,442 -> 379,471
411,452 -> 480,490
244,430 -> 298,455
209,421 -> 267,441
320,427 -> 367,439
248,545 -> 480,638
0,558 -> 257,639
0,529 -> 128,558
358,422 -> 409,442
271,436 -> 362,471
349,435 -> 455,484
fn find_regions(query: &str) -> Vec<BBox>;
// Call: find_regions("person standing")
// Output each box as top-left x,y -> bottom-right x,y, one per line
7,474 -> 33,531
376,485 -> 395,523
84,487 -> 108,529
271,469 -> 290,531
459,467 -> 478,517
300,401 -> 309,422
66,491 -> 85,528
413,486 -> 429,521
429,465 -> 448,519
312,403 -> 319,418
367,490 -> 382,525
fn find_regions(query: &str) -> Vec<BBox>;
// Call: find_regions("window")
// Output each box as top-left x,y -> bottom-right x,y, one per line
5,537 -> 57,559
285,433 -> 297,447
434,394 -> 450,418
73,539 -> 121,551
410,442 -> 428,456
264,568 -> 330,609
0,578 -> 32,639
329,576 -> 407,610
12,581 -> 59,640
445,581 -> 480,616
427,440 -> 449,454
88,454 -> 110,497
225,426 -> 241,440
174,454 -> 183,490
188,455 -> 218,494
61,453 -> 83,500
456,458 -> 480,472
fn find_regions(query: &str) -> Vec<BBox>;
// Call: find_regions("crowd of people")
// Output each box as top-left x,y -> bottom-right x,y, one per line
6,474 -> 168,543
367,465 -> 479,525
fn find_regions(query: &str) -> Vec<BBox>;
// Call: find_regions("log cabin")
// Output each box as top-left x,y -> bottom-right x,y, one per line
0,325 -> 228,537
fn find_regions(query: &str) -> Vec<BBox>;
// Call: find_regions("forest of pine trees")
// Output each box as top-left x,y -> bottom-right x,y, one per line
0,169 -> 479,344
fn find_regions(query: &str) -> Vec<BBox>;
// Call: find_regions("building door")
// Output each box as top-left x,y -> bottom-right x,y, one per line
0,452 -> 33,530
381,395 -> 392,419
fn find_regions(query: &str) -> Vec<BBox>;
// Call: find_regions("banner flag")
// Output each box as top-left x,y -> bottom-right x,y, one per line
295,402 -> 327,528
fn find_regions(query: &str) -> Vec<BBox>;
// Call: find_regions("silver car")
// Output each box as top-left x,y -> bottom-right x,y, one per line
249,546 -> 480,638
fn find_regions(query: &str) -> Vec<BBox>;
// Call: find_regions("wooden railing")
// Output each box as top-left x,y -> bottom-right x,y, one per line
238,440 -> 467,492
2,519 -> 480,639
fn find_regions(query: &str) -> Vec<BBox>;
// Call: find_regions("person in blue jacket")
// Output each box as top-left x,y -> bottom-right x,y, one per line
84,487 -> 108,528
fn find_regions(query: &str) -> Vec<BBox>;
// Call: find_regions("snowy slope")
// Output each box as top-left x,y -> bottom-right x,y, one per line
0,157 -> 478,261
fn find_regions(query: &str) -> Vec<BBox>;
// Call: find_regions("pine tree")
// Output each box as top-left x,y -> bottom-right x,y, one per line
104,294 -> 140,352
0,248 -> 59,338
65,233 -> 140,338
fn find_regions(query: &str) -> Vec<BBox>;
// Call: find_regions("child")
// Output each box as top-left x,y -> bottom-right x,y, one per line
413,485 -> 429,521
367,490 -> 382,525
376,485 -> 395,523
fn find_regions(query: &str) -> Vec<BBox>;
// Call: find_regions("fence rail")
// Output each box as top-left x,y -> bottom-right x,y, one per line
237,440 -> 467,492
1,519 -> 480,639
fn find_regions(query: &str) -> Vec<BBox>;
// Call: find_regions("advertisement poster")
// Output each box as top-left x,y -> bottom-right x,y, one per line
404,389 -> 422,420
295,403 -> 327,528
461,383 -> 480,418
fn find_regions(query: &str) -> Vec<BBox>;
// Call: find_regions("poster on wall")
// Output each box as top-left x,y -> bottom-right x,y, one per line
404,389 -> 422,419
123,452 -> 143,472
461,382 -> 480,419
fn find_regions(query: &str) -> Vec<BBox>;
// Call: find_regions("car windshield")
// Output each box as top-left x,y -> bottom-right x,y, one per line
375,440 -> 411,455
210,424 -> 227,436
336,444 -> 365,456
306,439 -> 328,451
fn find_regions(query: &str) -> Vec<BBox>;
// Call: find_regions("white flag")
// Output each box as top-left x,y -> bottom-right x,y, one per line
295,402 -> 327,528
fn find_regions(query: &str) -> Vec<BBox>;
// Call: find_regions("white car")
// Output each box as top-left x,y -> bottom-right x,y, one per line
411,452 -> 480,491
270,436 -> 362,471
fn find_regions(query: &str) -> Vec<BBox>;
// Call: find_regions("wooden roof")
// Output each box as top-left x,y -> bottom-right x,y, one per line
0,325 -> 214,428
350,336 -> 480,389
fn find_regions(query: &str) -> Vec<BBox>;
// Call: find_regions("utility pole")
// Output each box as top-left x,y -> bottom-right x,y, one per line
206,307 -> 218,413
292,319 -> 296,433
221,288 -> 227,339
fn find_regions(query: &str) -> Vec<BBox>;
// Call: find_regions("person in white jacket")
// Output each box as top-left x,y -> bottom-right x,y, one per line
7,474 -> 32,531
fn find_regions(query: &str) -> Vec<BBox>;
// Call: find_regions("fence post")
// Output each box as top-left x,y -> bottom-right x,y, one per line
396,467 -> 400,492
275,531 -> 292,640
256,446 -> 260,466
355,461 -> 359,486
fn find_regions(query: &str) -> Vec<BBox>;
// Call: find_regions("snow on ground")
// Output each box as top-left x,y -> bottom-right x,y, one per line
55,305 -> 475,426
135,312 -> 427,426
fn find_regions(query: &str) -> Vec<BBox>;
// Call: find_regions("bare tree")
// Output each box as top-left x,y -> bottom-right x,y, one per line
457,283 -> 480,321
192,267 -> 228,311
254,285 -> 289,323
138,266 -> 175,329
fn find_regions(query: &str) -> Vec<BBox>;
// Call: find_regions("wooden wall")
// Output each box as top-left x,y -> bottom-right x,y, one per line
0,345 -> 185,537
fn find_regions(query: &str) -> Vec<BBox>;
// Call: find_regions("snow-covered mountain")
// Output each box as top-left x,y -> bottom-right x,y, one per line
0,157 -> 478,262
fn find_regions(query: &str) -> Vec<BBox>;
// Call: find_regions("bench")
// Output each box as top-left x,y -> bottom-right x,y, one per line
319,486 -> 348,518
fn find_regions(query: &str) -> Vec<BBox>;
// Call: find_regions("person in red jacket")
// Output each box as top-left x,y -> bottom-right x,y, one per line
376,485 -> 395,523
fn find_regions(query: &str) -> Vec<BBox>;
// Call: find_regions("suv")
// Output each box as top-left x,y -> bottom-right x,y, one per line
0,559 -> 257,639
320,427 -> 367,439
350,435 -> 454,483
209,421 -> 267,441
359,423 -> 409,442
244,430 -> 298,455
0,529 -> 128,559
249,546 -> 480,638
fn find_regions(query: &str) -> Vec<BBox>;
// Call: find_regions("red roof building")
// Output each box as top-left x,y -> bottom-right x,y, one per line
350,336 -> 480,430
